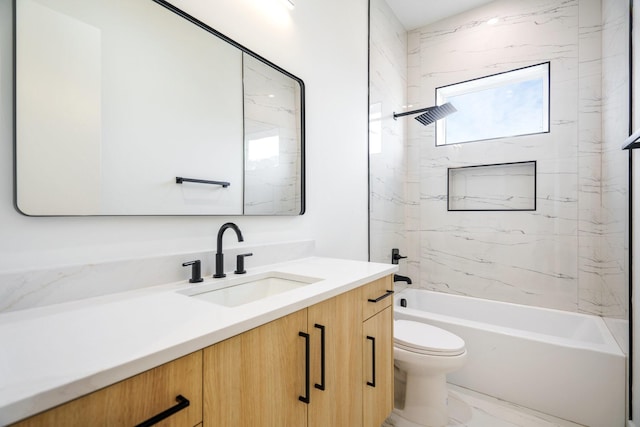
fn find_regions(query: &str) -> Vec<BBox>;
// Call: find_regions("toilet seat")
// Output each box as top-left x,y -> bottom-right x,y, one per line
394,320 -> 465,356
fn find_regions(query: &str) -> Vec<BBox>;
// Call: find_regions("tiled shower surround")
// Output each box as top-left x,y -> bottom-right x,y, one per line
369,0 -> 408,271
370,0 -> 629,321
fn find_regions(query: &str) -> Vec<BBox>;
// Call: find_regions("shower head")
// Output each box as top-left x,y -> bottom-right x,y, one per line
414,103 -> 457,126
393,102 -> 457,126
622,128 -> 640,150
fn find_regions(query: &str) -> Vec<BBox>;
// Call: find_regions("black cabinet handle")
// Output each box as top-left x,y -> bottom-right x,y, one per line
135,395 -> 190,427
314,324 -> 326,391
368,290 -> 394,303
299,331 -> 310,404
366,336 -> 376,387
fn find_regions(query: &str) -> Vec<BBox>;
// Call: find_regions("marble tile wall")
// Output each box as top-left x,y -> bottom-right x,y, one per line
406,0 -> 628,319
447,162 -> 537,211
369,0 -> 414,279
371,0 -> 628,319
0,240 -> 315,313
598,0 -> 629,319
578,0 -> 607,318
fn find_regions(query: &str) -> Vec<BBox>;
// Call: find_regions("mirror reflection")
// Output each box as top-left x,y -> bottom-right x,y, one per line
243,54 -> 304,215
15,0 -> 305,216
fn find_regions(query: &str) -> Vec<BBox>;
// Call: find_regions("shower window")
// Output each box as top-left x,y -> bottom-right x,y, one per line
436,62 -> 550,146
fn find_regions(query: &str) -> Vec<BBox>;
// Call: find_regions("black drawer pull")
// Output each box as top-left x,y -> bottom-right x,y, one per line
299,331 -> 311,404
314,324 -> 326,391
366,336 -> 376,387
367,290 -> 394,303
135,394 -> 190,427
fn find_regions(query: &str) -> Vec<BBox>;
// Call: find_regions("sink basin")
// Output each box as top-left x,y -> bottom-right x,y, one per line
183,272 -> 321,307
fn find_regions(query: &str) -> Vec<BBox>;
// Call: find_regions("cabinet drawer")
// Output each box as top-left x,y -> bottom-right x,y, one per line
13,351 -> 203,427
362,275 -> 394,320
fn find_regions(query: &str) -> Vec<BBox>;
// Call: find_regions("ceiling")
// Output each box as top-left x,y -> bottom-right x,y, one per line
384,0 -> 495,30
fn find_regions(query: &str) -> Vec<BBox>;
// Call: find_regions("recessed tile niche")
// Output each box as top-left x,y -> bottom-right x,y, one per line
447,161 -> 536,211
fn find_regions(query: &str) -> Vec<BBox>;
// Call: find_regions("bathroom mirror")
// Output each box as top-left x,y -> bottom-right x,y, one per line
14,0 -> 305,216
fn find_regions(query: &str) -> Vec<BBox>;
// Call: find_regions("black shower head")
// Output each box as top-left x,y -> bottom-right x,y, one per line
393,102 -> 457,126
414,102 -> 457,126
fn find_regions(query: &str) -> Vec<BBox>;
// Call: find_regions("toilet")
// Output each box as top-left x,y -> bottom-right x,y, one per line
393,320 -> 467,427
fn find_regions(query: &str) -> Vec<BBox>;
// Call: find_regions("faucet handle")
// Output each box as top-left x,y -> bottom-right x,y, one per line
182,260 -> 204,283
391,248 -> 407,264
234,253 -> 253,274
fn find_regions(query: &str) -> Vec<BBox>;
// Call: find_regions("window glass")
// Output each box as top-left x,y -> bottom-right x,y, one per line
436,62 -> 549,146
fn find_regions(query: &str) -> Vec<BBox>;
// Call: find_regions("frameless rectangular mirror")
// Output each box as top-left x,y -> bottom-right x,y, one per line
14,0 -> 305,216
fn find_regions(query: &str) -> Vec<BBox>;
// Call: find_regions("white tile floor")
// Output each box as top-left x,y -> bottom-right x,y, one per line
383,384 -> 584,427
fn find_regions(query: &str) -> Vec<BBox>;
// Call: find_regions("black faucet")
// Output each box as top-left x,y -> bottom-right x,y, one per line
393,274 -> 412,285
214,222 -> 244,278
182,260 -> 203,283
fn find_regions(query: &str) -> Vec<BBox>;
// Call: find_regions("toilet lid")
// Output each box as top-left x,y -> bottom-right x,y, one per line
394,320 -> 465,356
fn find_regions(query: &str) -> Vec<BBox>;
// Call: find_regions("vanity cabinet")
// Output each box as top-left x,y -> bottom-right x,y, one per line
9,275 -> 393,427
12,351 -> 203,427
203,309 -> 307,426
203,278 -> 394,427
361,276 -> 394,427
203,286 -> 365,427
307,287 -> 363,426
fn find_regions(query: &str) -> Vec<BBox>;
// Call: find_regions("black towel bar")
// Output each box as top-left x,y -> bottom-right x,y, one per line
176,177 -> 230,187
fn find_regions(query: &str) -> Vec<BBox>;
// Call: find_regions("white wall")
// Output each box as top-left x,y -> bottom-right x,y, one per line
0,0 -> 369,273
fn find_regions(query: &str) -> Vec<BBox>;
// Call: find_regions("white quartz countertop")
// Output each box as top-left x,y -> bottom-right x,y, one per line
0,257 -> 397,425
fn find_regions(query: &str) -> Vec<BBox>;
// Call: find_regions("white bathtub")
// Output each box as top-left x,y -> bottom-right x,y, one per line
394,289 -> 626,427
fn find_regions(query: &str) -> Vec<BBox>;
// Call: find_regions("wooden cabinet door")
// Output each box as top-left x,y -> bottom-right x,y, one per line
13,351 -> 203,427
203,309 -> 308,427
362,275 -> 394,321
363,306 -> 394,427
307,288 -> 362,427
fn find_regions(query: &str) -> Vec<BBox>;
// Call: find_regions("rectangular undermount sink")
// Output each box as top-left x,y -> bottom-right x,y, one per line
183,272 -> 322,307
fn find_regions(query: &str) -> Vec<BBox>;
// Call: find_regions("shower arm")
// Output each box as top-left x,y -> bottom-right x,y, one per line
393,106 -> 438,120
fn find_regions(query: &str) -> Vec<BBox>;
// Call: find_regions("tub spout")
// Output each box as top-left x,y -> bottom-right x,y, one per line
394,274 -> 412,285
